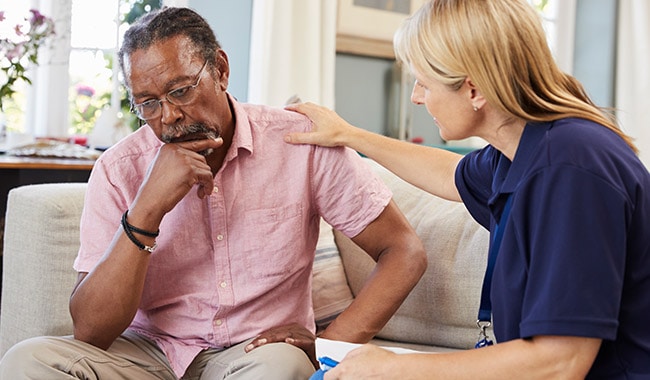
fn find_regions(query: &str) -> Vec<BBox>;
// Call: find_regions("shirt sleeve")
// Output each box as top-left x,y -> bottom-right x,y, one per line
455,146 -> 500,229
310,147 -> 392,238
73,151 -> 149,273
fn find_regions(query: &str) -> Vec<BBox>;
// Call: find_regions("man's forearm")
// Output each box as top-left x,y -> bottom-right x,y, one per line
320,242 -> 427,342
70,229 -> 152,349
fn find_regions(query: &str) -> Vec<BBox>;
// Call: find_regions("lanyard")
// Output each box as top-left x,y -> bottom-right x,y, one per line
475,193 -> 514,348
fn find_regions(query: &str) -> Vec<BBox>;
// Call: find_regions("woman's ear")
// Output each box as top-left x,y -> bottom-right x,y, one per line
465,77 -> 487,111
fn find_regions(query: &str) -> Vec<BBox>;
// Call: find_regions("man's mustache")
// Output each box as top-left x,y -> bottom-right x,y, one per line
162,124 -> 220,156
161,123 -> 219,143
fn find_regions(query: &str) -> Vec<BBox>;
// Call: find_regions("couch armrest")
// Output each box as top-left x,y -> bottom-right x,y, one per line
1,183 -> 86,357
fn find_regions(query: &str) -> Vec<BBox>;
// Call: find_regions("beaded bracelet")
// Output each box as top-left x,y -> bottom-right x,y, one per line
121,210 -> 158,253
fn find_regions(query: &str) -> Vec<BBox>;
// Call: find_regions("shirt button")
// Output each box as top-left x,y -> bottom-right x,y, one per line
216,234 -> 224,241
213,186 -> 219,193
220,281 -> 227,288
214,319 -> 223,326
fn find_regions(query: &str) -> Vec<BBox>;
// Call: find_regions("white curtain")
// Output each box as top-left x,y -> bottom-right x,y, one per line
616,0 -> 650,167
248,0 -> 336,108
549,0 -> 576,75
163,0 -> 189,7
23,0 -> 72,138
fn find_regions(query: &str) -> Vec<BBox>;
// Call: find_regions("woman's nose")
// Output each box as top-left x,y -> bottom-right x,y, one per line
411,85 -> 424,105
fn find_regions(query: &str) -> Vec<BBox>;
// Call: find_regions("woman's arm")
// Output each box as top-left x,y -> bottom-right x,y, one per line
285,102 -> 463,202
326,335 -> 601,380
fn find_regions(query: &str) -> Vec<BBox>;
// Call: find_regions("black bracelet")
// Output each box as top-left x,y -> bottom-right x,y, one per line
121,211 -> 157,253
122,210 -> 159,237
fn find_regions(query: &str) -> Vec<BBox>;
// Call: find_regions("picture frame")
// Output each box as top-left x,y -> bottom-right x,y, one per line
336,0 -> 426,59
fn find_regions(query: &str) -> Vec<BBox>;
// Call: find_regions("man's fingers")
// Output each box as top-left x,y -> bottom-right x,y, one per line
195,166 -> 216,198
177,136 -> 224,153
245,338 -> 268,352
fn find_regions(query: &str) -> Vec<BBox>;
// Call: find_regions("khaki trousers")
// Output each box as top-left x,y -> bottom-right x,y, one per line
0,330 -> 315,379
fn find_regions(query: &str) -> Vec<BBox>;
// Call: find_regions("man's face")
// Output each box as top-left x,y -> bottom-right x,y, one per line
124,35 -> 230,149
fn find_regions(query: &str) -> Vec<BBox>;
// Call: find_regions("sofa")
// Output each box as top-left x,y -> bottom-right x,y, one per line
0,158 -> 490,358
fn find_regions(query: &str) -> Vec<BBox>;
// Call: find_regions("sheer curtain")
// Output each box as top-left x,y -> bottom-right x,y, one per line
616,0 -> 650,167
25,0 -> 72,138
549,0 -> 576,75
247,0 -> 336,108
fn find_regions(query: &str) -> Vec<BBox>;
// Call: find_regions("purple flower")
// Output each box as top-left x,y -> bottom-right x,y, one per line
5,42 -> 26,62
29,9 -> 46,27
76,84 -> 96,97
1,8 -> 56,110
13,24 -> 23,37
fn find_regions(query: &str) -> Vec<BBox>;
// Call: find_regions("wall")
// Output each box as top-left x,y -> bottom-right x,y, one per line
334,54 -> 391,136
335,54 -> 442,145
573,0 -> 617,107
189,0 -> 253,102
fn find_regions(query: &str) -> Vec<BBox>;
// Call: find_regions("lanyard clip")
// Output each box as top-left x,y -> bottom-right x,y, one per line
475,320 -> 494,348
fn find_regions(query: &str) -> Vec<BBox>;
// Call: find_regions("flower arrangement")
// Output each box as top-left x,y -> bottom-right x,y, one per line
0,9 -> 56,111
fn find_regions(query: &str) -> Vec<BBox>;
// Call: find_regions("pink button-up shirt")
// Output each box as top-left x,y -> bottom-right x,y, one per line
74,95 -> 391,377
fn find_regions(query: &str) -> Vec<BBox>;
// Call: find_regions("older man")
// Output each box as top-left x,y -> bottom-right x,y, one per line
0,7 -> 426,380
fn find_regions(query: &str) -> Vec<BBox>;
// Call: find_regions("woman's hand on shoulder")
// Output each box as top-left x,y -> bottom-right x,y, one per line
284,102 -> 354,147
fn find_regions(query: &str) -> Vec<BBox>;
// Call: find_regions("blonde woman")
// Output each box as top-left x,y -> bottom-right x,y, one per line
285,0 -> 650,378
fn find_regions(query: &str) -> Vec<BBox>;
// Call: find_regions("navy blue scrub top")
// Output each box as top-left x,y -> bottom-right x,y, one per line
455,118 -> 650,379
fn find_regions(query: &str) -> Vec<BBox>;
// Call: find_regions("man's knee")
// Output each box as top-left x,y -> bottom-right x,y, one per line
226,343 -> 315,379
0,336 -> 69,375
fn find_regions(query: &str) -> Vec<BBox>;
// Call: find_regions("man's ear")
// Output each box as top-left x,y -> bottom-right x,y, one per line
214,49 -> 230,91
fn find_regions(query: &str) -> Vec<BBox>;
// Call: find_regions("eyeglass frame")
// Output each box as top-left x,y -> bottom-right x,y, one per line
131,60 -> 209,121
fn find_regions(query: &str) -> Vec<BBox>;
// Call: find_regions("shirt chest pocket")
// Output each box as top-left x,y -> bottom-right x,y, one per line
241,203 -> 305,279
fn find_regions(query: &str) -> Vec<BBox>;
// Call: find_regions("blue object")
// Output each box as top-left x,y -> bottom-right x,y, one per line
309,369 -> 326,380
318,356 -> 339,370
309,356 -> 339,380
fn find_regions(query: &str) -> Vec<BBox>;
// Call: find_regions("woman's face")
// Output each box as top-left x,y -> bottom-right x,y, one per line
410,68 -> 478,142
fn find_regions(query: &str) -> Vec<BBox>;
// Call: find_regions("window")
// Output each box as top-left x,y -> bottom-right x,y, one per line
530,0 -> 576,74
69,0 -> 162,140
69,0 -> 122,136
0,1 -> 33,135
1,0 -> 163,143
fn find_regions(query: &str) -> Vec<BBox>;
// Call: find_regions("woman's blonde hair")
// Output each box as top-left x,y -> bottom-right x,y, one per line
394,0 -> 637,153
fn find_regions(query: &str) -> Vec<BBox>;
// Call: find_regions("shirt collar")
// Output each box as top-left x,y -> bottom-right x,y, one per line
494,120 -> 553,195
225,93 -> 254,159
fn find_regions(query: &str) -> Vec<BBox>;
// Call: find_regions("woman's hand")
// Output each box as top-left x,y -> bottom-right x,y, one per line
325,344 -> 398,380
284,102 -> 355,147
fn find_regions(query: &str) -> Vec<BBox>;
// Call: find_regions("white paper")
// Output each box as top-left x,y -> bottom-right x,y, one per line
315,338 -> 421,362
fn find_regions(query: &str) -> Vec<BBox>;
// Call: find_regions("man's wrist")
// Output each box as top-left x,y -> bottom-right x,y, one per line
121,210 -> 158,253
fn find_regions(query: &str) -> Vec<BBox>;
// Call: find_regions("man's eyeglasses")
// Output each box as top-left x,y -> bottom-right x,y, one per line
131,61 -> 208,121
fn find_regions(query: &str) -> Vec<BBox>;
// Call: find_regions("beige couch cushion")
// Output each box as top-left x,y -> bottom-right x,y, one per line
337,160 -> 490,349
1,183 -> 85,356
